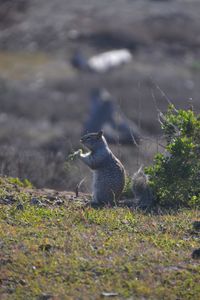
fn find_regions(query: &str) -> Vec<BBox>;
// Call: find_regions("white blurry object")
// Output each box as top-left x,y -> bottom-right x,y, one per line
87,49 -> 132,73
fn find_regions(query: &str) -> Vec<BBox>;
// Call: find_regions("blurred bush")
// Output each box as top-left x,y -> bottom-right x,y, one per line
0,0 -> 28,27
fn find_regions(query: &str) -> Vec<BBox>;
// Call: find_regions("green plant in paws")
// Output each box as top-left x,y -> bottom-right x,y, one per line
67,149 -> 83,161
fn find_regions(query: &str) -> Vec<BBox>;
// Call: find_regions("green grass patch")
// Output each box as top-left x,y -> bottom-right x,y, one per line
0,176 -> 200,299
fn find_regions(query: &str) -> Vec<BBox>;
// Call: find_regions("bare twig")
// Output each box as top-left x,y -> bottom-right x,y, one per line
75,178 -> 86,198
150,77 -> 177,112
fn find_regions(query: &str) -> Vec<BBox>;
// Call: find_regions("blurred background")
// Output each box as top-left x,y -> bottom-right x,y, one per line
0,0 -> 200,193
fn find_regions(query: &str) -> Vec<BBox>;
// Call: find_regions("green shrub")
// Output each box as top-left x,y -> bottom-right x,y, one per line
146,105 -> 200,208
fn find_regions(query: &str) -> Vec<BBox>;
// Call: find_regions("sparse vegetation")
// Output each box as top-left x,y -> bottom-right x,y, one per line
0,0 -> 200,192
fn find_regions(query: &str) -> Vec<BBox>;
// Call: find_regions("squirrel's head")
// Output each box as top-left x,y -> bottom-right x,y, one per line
80,130 -> 106,151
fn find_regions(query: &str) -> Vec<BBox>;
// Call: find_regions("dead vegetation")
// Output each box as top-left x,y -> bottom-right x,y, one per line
0,0 -> 200,192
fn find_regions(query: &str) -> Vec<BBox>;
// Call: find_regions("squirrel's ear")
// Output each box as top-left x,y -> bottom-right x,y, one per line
97,130 -> 103,138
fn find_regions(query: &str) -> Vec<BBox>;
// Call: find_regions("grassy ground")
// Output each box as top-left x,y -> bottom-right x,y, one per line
0,177 -> 200,300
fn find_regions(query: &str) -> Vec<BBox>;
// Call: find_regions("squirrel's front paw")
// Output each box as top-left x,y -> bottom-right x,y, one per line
67,149 -> 82,161
75,149 -> 82,156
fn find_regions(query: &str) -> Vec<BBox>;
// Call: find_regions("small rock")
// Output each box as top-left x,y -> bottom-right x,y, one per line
30,197 -> 42,206
19,279 -> 26,286
0,258 -> 12,265
37,293 -> 53,300
192,248 -> 200,259
101,292 -> 119,297
44,199 -> 53,205
16,203 -> 24,210
0,195 -> 16,205
192,221 -> 200,231
7,195 -> 16,203
48,195 -> 56,201
39,244 -> 52,252
54,198 -> 64,206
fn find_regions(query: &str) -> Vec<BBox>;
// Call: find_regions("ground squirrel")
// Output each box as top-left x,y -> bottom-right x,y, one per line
75,130 -> 125,206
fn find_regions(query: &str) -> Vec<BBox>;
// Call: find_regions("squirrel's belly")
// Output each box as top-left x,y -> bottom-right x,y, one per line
93,166 -> 125,204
